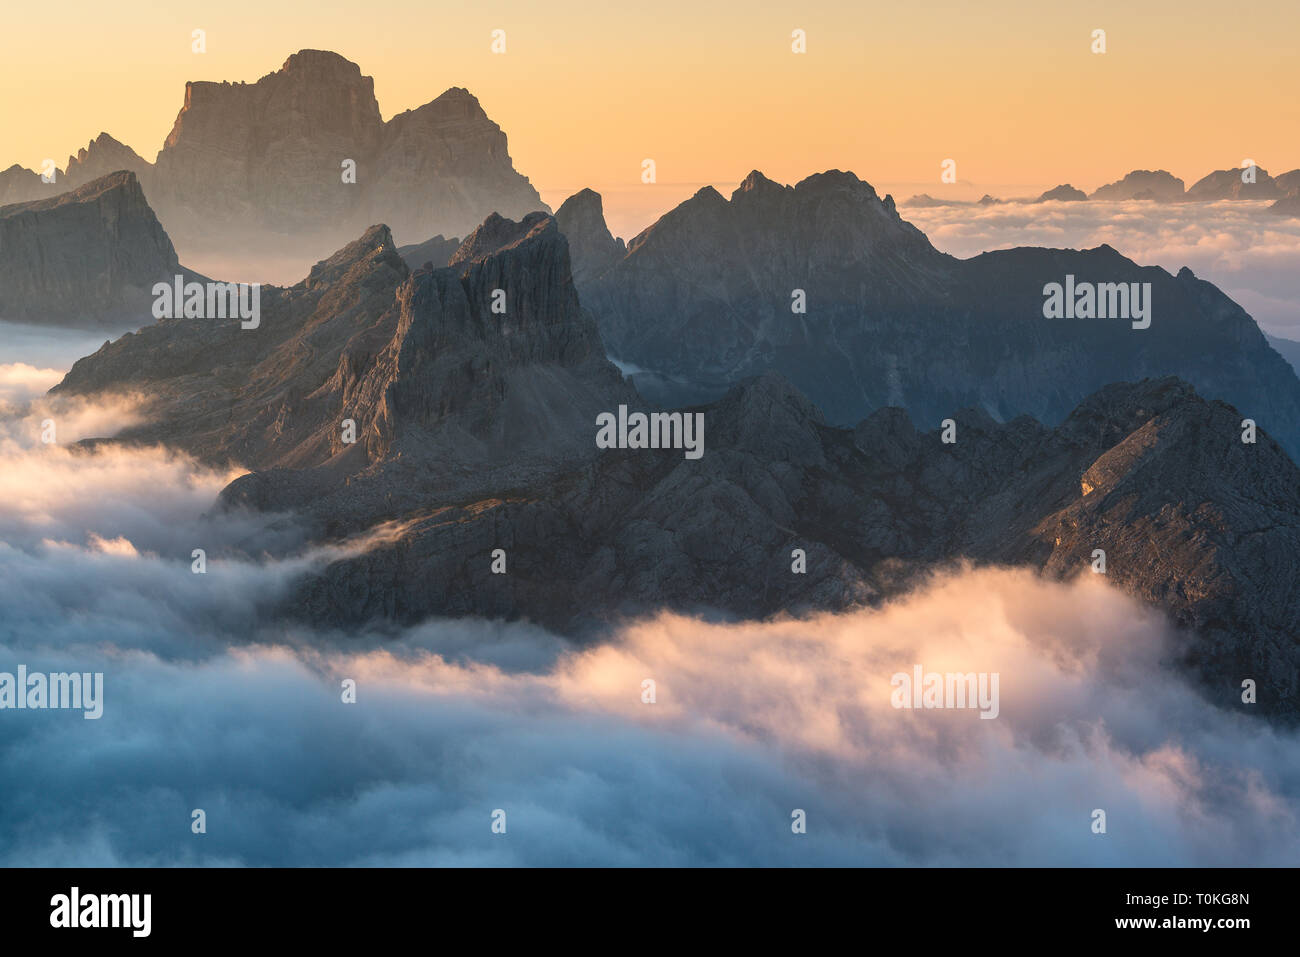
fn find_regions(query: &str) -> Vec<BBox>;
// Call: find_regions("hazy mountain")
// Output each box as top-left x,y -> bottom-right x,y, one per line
567,170 -> 1300,459
1270,195 -> 1300,218
57,211 -> 630,483
2,51 -> 546,270
0,163 -> 51,206
1267,333 -> 1300,374
1089,169 -> 1186,201
149,51 -> 546,257
900,193 -> 965,208
1186,166 -> 1287,200
397,234 -> 461,271
63,132 -> 151,188
0,171 -> 192,325
1035,184 -> 1087,202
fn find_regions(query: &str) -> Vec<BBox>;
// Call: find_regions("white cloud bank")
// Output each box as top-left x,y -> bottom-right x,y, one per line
0,416 -> 1295,866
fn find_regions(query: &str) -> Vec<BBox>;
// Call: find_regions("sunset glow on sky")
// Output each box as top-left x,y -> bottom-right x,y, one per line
3,0 -> 1297,238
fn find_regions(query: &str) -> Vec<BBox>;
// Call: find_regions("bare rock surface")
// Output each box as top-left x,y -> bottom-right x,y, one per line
0,171 -> 187,325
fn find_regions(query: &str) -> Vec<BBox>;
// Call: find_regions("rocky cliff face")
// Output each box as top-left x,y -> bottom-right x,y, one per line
3,51 -> 547,272
365,88 -> 547,246
57,209 -> 631,488
0,171 -> 183,325
55,222 -> 408,463
573,169 -> 1300,459
149,49 -> 382,238
144,51 -> 545,260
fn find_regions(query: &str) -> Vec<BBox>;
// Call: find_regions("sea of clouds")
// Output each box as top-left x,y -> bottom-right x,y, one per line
1,328 -> 1297,866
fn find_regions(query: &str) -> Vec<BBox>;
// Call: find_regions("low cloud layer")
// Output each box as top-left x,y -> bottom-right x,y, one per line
903,199 -> 1300,339
1,407 -> 1296,866
1,326 -> 1294,867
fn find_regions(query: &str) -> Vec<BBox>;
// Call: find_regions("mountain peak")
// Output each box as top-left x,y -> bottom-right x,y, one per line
65,132 -> 150,188
280,49 -> 364,77
305,223 -> 404,289
732,170 -> 788,201
450,211 -> 555,266
793,169 -> 875,197
147,50 -> 544,257
555,187 -> 605,218
555,189 -> 624,281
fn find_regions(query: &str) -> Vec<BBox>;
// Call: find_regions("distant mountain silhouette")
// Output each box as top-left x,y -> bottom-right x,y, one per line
1035,184 -> 1087,202
1089,169 -> 1186,201
397,234 -> 461,271
561,170 -> 1300,459
1186,166 -> 1288,201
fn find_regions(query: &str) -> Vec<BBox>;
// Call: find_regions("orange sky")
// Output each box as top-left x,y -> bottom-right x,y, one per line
3,0 -> 1297,239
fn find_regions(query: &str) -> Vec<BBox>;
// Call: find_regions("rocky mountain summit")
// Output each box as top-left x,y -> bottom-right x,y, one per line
148,52 -> 546,257
63,133 -> 152,188
51,209 -> 1300,717
2,51 -> 546,270
56,208 -> 631,489
0,171 -> 192,325
0,134 -> 150,208
554,189 -> 626,282
0,164 -> 51,206
566,170 -> 1300,459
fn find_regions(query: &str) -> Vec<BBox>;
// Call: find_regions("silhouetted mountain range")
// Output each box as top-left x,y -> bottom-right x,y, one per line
0,50 -> 546,264
900,165 -> 1300,209
49,207 -> 1300,716
568,170 -> 1300,459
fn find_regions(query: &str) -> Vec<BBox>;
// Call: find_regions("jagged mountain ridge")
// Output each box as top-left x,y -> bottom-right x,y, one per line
56,209 -> 632,496
281,370 -> 1300,718
49,212 -> 1300,717
565,169 -> 1300,459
